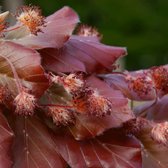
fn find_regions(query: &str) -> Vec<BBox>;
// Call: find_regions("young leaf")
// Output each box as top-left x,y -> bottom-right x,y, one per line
146,95 -> 168,121
40,35 -> 127,73
53,128 -> 142,168
0,41 -> 48,97
8,115 -> 66,168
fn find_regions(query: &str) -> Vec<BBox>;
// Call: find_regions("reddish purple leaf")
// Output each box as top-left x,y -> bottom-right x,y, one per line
145,95 -> 168,121
54,128 -> 142,168
0,110 -> 14,168
132,119 -> 168,168
8,115 -> 66,168
0,41 -> 48,97
6,6 -> 79,49
40,35 -> 127,73
69,76 -> 134,139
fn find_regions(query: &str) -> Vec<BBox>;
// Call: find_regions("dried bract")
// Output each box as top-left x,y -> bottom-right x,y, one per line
0,11 -> 9,36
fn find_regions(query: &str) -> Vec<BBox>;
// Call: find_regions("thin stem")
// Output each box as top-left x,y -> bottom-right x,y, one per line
4,25 -> 23,32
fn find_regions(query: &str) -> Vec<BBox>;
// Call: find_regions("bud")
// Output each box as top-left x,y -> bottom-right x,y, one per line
76,24 -> 102,40
16,5 -> 45,35
14,90 -> 36,115
151,122 -> 168,146
48,106 -> 75,126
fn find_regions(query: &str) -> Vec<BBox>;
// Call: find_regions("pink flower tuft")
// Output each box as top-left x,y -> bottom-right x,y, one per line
14,90 -> 36,115
150,66 -> 168,94
16,5 -> 45,35
127,75 -> 154,99
72,88 -> 112,117
51,73 -> 85,94
76,24 -> 102,40
48,106 -> 75,126
151,122 -> 168,146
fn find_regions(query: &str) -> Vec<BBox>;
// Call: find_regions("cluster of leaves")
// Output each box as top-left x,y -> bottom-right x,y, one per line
0,5 -> 167,168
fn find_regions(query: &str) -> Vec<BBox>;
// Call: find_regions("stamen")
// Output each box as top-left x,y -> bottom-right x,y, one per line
14,89 -> 36,115
15,5 -> 45,35
48,106 -> 75,126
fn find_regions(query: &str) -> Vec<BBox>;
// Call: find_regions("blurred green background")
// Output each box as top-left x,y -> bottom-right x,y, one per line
3,0 -> 168,70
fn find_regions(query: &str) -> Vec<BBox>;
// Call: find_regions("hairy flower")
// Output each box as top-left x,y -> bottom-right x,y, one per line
14,90 -> 36,115
48,106 -> 75,126
76,24 -> 102,40
16,5 -> 45,35
51,73 -> 85,94
151,122 -> 168,146
72,88 -> 112,116
127,75 -> 153,98
123,117 -> 149,135
150,66 -> 168,93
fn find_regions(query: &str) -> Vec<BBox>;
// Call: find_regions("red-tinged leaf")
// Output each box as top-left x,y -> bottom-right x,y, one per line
69,113 -> 133,140
145,95 -> 168,121
0,41 -> 48,97
101,72 -> 156,101
8,6 -> 79,49
8,115 -> 66,168
0,110 -> 14,168
133,120 -> 168,168
53,128 -> 142,168
40,35 -> 127,73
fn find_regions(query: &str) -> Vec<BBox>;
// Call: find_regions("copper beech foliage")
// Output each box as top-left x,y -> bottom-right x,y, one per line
0,4 -> 167,168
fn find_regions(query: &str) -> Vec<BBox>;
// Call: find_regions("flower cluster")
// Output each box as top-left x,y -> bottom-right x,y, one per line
0,4 -> 167,168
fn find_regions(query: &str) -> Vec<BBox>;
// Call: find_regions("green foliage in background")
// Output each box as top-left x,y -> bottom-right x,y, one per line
26,0 -> 168,70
